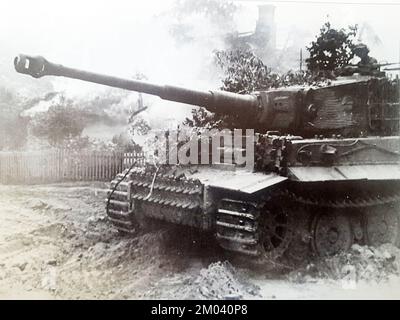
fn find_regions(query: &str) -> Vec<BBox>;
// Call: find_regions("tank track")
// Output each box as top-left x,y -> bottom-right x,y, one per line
215,199 -> 260,257
106,167 -> 204,233
215,196 -> 294,263
106,169 -> 136,234
288,191 -> 400,209
288,190 -> 400,256
215,190 -> 400,262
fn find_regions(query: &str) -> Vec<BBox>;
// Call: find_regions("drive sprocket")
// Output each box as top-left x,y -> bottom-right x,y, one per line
215,195 -> 295,265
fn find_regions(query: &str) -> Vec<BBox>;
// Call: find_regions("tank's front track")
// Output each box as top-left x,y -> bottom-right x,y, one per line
106,167 -> 205,233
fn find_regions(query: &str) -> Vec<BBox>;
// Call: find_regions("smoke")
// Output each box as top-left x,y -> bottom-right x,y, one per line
0,0 -> 243,146
0,1 -> 244,141
130,1 -> 239,127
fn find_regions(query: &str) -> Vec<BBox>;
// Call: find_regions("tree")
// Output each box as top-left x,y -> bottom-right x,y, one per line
183,107 -> 222,129
214,49 -> 271,94
183,50 -> 270,129
306,22 -> 358,73
171,0 -> 237,43
30,97 -> 85,147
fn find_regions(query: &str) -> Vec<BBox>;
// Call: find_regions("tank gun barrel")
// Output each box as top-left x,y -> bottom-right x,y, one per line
345,62 -> 400,68
383,67 -> 400,71
14,54 -> 259,114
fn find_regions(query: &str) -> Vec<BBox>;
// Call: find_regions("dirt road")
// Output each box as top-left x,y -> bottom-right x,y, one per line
1,183 -> 400,299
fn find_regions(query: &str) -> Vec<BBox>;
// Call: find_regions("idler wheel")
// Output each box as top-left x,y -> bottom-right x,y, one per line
312,211 -> 353,256
365,204 -> 400,247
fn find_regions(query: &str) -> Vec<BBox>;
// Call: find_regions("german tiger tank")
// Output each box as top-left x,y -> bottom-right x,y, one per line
14,54 -> 400,263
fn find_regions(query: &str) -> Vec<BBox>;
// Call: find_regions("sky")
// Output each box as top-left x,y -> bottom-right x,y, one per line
1,0 -> 399,123
1,0 -> 399,88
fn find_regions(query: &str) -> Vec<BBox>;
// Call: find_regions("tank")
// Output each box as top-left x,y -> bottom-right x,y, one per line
14,54 -> 400,263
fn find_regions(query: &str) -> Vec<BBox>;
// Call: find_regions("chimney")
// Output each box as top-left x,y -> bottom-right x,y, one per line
255,4 -> 276,50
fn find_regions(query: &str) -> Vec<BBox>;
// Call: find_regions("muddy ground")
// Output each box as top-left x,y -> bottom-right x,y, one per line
1,182 -> 400,300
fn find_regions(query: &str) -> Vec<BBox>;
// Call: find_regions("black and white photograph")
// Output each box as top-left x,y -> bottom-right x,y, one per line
1,0 -> 400,304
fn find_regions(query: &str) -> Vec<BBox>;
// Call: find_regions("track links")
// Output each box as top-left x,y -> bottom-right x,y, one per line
106,170 -> 136,234
288,191 -> 400,209
215,199 -> 261,257
106,167 -> 205,232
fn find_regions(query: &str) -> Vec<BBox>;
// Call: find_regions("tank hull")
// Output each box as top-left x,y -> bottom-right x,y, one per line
106,135 -> 400,262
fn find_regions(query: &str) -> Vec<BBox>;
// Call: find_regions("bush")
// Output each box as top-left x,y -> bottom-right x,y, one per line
306,22 -> 358,73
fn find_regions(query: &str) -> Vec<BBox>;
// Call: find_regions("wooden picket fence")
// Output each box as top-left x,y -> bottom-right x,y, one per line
0,149 -> 145,184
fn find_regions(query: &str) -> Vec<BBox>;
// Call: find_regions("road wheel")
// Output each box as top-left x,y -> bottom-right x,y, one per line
311,211 -> 353,256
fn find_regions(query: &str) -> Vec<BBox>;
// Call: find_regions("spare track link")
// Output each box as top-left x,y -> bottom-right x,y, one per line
106,170 -> 135,234
128,169 -> 204,227
215,199 -> 261,257
107,168 -> 204,230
